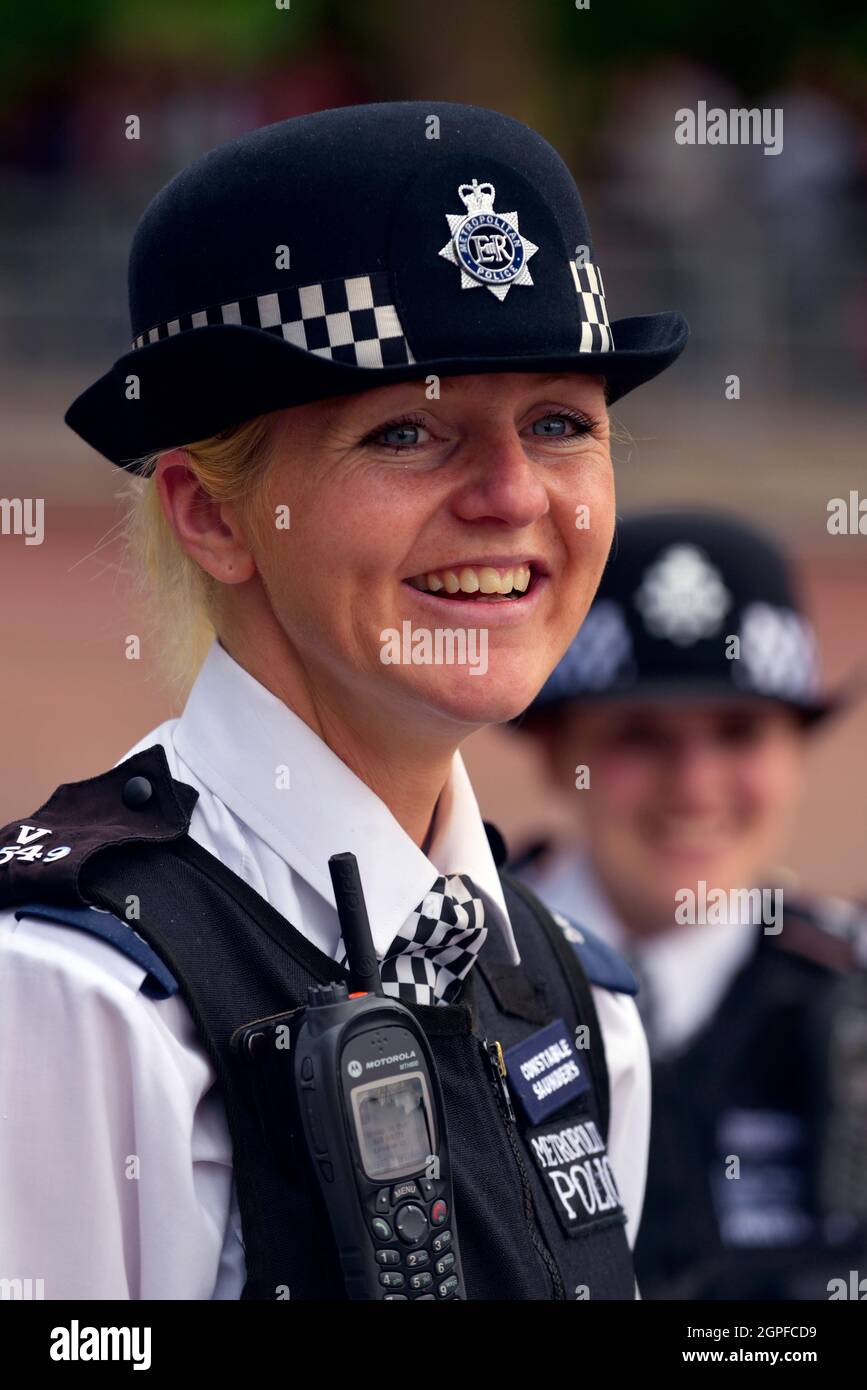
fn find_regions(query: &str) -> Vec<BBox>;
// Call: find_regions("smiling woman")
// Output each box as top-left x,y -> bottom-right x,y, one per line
0,99 -> 689,1303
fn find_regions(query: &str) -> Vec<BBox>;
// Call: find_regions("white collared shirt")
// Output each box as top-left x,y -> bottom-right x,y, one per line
0,640 -> 650,1299
524,847 -> 759,1059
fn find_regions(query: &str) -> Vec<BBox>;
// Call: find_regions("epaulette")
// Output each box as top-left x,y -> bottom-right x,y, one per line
0,743 -> 193,999
11,901 -> 179,1000
548,909 -> 639,997
0,742 -> 197,911
777,894 -> 867,973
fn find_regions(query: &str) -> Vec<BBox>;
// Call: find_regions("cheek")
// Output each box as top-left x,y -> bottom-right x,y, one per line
734,749 -> 801,824
523,476 -> 616,700
262,473 -> 414,612
556,466 -> 615,599
565,454 -> 614,538
588,752 -> 659,823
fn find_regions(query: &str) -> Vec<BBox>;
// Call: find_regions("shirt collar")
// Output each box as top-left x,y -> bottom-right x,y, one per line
545,847 -> 757,999
173,638 -> 519,963
537,848 -> 629,950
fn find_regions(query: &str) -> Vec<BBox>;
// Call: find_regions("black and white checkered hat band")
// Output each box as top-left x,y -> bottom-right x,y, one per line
569,260 -> 613,352
536,597 -> 820,705
734,602 -> 820,702
132,262 -> 612,364
539,600 -> 635,700
338,872 -> 487,1007
131,270 -> 416,370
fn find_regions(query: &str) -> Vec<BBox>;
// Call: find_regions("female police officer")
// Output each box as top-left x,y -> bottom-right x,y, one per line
0,102 -> 687,1300
516,508 -> 867,1299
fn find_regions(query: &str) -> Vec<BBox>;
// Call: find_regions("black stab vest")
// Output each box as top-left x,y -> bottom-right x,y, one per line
635,920 -> 867,1300
0,745 -> 637,1301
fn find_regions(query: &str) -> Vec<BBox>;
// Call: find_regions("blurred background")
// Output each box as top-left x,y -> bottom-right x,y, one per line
1,0 -> 865,895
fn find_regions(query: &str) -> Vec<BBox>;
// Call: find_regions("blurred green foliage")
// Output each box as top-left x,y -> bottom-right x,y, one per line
0,0 -> 318,107
546,0 -> 867,91
0,0 -> 864,109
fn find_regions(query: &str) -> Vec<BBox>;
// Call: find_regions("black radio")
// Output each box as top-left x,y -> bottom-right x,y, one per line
231,852 -> 465,1300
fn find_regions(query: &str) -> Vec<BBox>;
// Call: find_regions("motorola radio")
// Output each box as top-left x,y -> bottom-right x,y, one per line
231,851 -> 465,1300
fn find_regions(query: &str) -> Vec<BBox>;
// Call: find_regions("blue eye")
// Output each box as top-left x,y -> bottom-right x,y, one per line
362,413 -> 430,452
530,410 -> 593,438
381,423 -> 421,447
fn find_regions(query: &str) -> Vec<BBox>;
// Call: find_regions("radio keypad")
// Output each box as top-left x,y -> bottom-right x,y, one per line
367,1181 -> 461,1299
376,1248 -> 400,1265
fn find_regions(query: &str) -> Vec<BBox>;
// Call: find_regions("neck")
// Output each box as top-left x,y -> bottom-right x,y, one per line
216,628 -> 462,848
591,859 -> 672,941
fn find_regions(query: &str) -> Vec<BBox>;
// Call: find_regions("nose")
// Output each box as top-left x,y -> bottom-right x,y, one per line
665,735 -> 726,805
449,428 -> 550,529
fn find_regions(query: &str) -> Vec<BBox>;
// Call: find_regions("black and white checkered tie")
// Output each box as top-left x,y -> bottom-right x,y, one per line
338,874 -> 487,1006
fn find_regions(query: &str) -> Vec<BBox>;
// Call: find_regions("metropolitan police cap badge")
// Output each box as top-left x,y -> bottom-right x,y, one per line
634,543 -> 732,646
438,179 -> 538,300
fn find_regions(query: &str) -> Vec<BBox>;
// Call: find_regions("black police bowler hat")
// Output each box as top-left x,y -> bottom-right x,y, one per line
528,509 -> 846,727
65,100 -> 689,469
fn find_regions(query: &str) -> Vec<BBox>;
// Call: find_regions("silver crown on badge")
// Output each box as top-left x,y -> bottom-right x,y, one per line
439,179 -> 538,301
634,544 -> 732,646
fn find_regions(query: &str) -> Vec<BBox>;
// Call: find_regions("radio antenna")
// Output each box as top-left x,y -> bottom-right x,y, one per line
328,852 -> 385,997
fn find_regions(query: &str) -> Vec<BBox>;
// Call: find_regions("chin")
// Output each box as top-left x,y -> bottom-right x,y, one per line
407,669 -> 546,729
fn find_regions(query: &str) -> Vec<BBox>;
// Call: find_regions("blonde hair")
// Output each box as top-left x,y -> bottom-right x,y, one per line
118,413 -> 278,701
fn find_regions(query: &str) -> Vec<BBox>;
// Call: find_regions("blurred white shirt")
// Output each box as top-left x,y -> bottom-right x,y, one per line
523,847 -> 758,1059
0,639 -> 650,1299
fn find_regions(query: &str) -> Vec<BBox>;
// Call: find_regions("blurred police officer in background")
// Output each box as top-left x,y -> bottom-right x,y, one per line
514,508 -> 867,1299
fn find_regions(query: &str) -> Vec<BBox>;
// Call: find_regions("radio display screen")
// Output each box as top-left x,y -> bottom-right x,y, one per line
351,1072 -> 434,1180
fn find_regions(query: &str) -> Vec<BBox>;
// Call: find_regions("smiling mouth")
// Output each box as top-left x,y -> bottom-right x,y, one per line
405,562 -> 539,602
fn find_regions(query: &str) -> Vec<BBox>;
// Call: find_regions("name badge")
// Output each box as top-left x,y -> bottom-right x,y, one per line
503,1018 -> 589,1125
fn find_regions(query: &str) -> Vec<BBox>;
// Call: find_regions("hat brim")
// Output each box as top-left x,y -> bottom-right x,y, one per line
65,311 -> 688,468
524,676 -> 845,730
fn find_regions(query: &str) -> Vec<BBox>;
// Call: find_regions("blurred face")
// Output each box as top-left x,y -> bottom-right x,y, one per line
544,700 -> 807,930
244,371 -> 614,732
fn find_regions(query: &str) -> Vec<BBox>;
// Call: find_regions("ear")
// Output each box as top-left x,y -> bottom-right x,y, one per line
154,452 -> 256,585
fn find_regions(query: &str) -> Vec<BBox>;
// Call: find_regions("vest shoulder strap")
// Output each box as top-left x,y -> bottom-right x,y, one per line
12,900 -> 179,1000
773,894 -> 867,973
501,873 -> 639,997
554,912 -> 639,996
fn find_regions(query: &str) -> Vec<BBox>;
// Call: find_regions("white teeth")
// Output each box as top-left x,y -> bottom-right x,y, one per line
409,562 -> 535,595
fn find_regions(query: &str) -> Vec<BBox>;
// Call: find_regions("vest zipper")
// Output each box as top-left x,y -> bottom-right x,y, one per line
480,1037 -> 566,1300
